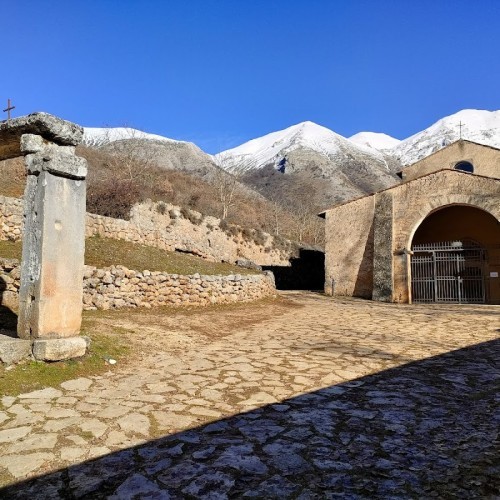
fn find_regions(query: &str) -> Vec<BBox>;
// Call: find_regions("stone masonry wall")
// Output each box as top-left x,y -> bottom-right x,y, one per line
324,195 -> 375,298
391,170 -> 500,303
0,197 -> 23,241
0,197 -> 295,266
401,140 -> 500,180
1,259 -> 276,311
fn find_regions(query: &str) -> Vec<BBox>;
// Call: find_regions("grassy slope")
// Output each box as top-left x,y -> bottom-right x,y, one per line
0,236 -> 259,275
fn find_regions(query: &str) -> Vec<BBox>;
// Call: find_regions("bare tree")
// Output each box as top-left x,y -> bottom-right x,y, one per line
212,152 -> 252,220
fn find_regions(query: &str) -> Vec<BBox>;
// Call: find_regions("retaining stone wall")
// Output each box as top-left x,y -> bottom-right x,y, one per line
0,196 -> 295,266
1,259 -> 276,311
0,197 -> 23,241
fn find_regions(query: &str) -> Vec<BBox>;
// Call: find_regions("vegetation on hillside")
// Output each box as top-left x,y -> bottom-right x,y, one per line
0,157 -> 25,198
79,143 -> 325,246
0,142 -> 325,247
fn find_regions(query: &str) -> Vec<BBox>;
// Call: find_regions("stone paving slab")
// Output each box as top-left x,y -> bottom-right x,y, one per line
0,292 -> 498,498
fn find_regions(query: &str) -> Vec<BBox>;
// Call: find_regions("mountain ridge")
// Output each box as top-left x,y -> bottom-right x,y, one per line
83,109 -> 500,169
81,108 -> 500,211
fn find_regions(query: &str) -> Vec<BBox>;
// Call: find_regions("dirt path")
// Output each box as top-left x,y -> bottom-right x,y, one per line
1,292 -> 498,498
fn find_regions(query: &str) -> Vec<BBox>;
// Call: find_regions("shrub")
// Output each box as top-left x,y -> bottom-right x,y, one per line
241,228 -> 253,241
252,229 -> 267,246
156,202 -> 167,215
180,207 -> 202,225
87,178 -> 142,220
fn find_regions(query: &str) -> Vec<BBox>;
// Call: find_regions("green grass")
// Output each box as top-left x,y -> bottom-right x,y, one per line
0,236 -> 260,275
0,313 -> 131,397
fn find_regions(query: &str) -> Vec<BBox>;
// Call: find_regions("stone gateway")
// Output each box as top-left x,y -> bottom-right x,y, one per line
320,140 -> 500,304
0,113 -> 88,360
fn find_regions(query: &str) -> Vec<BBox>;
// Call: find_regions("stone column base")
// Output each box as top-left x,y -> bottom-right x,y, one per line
32,337 -> 87,361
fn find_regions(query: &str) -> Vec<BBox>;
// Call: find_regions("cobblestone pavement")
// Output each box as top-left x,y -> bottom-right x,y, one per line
0,292 -> 499,498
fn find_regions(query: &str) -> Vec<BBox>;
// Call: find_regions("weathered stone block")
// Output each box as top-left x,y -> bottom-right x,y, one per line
0,334 -> 31,364
25,151 -> 87,179
32,337 -> 87,361
0,112 -> 83,161
20,134 -> 76,156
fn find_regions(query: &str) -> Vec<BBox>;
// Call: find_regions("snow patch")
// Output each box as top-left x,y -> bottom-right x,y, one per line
349,132 -> 401,151
83,127 -> 185,147
392,109 -> 500,166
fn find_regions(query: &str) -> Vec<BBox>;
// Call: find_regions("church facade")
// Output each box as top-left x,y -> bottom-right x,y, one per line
320,140 -> 500,304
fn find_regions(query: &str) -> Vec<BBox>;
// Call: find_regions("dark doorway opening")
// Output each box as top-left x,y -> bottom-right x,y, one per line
263,249 -> 325,290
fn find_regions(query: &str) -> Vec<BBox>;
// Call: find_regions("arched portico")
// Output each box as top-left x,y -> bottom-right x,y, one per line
407,204 -> 500,304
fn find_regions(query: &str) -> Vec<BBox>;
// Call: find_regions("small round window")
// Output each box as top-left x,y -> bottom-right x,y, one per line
454,161 -> 474,173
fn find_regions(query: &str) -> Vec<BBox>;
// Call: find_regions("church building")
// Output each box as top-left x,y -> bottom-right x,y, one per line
320,140 -> 500,304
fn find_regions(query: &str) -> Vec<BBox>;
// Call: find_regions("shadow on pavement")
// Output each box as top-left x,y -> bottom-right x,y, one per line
2,339 -> 499,498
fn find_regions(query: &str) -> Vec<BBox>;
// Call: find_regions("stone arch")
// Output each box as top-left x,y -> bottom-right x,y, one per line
405,196 -> 500,252
406,201 -> 500,304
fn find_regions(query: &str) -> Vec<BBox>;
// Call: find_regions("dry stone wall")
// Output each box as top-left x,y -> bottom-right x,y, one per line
0,197 -> 295,266
0,197 -> 23,241
0,258 -> 20,311
1,259 -> 276,311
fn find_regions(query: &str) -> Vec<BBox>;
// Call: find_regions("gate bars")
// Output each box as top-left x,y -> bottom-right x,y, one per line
411,240 -> 486,304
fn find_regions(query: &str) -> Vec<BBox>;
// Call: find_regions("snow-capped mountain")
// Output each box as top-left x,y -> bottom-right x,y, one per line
349,132 -> 401,151
217,121 -> 400,207
83,127 -> 185,147
393,109 -> 500,166
80,109 -> 499,210
217,121 -> 389,172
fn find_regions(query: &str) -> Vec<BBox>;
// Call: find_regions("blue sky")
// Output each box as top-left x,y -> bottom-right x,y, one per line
3,0 -> 499,152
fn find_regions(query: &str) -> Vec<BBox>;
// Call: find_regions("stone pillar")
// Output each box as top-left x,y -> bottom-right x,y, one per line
372,191 -> 394,302
0,113 -> 88,361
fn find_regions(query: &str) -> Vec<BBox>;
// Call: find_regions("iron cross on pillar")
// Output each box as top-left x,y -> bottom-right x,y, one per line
3,99 -> 15,120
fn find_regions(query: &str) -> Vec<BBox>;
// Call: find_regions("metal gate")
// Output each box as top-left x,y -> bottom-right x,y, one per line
411,240 -> 486,304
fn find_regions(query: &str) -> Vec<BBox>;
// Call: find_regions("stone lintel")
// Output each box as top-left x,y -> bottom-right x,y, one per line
32,337 -> 87,361
20,134 -> 76,155
0,112 -> 83,161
